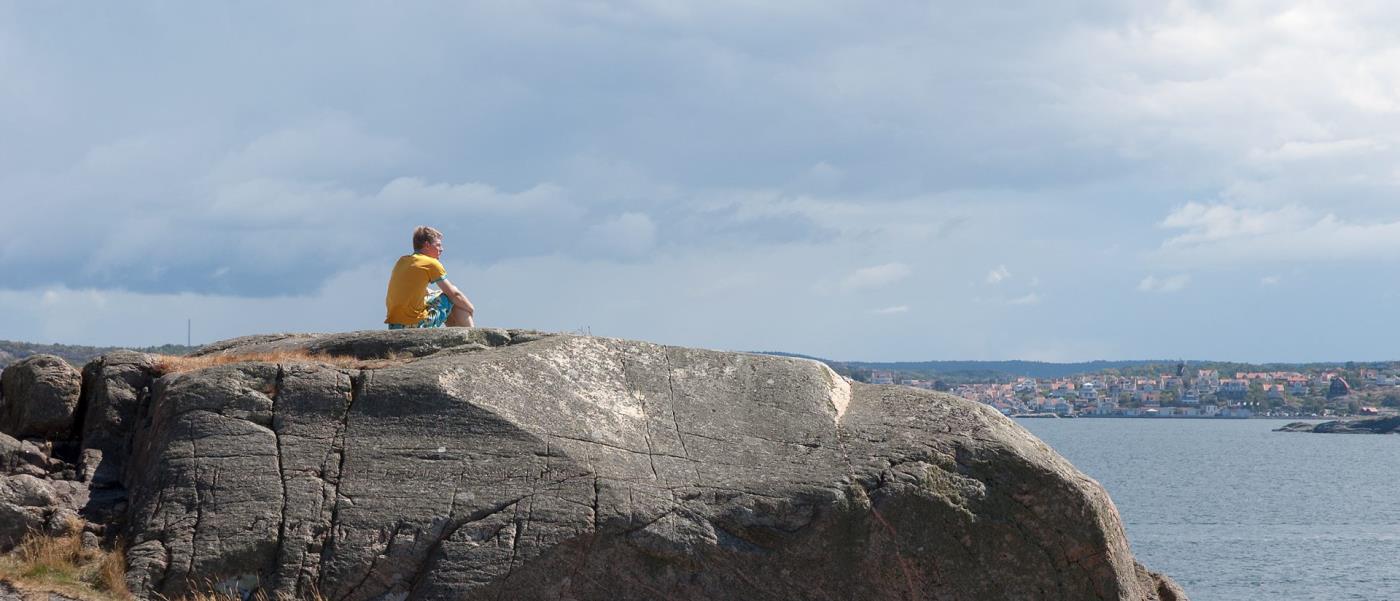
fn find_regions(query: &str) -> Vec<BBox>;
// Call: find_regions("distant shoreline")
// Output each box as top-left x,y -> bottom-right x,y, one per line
1014,414 -> 1328,420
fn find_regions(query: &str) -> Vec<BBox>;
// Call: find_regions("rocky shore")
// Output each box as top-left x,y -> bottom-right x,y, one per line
1,328 -> 1188,600
1275,416 -> 1400,434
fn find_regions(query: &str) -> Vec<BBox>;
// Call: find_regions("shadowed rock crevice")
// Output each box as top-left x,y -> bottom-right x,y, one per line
265,364 -> 289,596
307,368 -> 362,594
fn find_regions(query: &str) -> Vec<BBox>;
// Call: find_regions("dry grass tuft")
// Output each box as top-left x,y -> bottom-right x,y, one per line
2,529 -> 330,601
153,349 -> 410,375
178,590 -> 240,601
165,579 -> 329,601
12,527 -> 88,580
169,586 -> 251,601
95,547 -> 128,596
0,525 -> 133,601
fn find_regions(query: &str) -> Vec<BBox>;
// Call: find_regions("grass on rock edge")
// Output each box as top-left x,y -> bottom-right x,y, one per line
0,523 -> 129,601
1,528 -> 330,601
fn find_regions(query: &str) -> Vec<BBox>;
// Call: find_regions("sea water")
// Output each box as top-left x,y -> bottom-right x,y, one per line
1018,418 -> 1400,601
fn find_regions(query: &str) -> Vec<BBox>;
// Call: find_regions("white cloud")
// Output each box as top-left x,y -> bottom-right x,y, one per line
1156,202 -> 1400,265
582,212 -> 658,257
1138,274 -> 1191,293
986,265 -> 1011,284
560,154 -> 677,204
1007,293 -> 1041,305
1261,275 -> 1281,285
872,305 -> 909,315
1161,202 -> 1314,247
1250,138 -> 1388,163
0,162 -> 597,296
211,112 -> 412,182
78,132 -> 210,178
796,161 -> 846,190
378,178 -> 579,217
840,263 -> 911,292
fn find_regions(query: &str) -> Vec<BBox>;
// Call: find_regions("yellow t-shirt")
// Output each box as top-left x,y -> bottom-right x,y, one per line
384,254 -> 447,325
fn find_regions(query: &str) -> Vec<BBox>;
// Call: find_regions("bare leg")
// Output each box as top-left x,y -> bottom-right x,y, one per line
446,305 -> 473,327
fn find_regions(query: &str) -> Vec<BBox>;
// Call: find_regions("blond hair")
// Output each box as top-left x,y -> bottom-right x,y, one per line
412,226 -> 442,251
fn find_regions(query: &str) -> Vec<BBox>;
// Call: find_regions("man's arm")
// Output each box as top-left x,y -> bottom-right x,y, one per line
437,278 -> 475,316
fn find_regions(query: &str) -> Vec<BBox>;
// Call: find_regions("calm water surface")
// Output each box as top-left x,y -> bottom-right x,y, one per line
1018,418 -> 1400,601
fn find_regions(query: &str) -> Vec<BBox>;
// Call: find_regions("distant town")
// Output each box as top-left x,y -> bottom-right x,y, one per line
857,362 -> 1400,419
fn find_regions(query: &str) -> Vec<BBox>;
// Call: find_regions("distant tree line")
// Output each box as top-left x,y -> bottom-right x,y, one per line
0,340 -> 196,369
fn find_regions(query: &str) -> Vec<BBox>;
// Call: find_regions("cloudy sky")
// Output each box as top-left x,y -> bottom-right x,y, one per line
4,1 -> 1400,362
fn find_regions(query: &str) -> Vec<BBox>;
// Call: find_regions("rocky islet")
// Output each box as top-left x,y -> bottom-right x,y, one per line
1275,416 -> 1400,434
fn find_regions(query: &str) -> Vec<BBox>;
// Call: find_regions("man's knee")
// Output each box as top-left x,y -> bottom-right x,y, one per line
447,306 -> 473,327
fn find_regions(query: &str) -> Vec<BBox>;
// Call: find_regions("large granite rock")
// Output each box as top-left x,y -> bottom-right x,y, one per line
116,330 -> 1185,601
0,354 -> 83,439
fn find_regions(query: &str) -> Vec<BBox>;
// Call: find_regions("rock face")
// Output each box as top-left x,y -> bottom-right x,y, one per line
78,352 -> 159,485
1274,422 -> 1316,432
0,432 -> 57,478
1276,416 -> 1400,434
0,473 -> 87,550
0,354 -> 83,439
107,329 -> 1185,601
74,351 -> 161,533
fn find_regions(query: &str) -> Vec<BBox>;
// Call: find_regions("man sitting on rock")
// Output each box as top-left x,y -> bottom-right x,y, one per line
384,226 -> 476,329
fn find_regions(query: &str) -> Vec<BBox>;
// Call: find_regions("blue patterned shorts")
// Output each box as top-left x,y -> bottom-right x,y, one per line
388,291 -> 454,329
